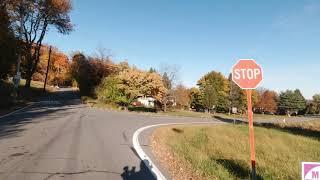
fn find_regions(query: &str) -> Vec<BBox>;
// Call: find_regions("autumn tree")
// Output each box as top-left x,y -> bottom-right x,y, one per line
33,46 -> 71,86
6,0 -> 73,87
96,67 -> 166,107
117,68 -> 166,105
70,53 -> 116,95
255,90 -> 278,114
173,84 -> 191,110
278,89 -> 306,116
198,71 -> 229,112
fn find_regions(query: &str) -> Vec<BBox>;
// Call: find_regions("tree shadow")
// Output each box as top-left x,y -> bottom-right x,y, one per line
0,89 -> 82,140
215,158 -> 264,180
213,115 -> 320,140
121,160 -> 157,180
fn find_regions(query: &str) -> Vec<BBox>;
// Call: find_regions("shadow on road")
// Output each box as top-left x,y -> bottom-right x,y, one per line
0,89 -> 82,140
121,160 -> 157,180
214,115 -> 320,140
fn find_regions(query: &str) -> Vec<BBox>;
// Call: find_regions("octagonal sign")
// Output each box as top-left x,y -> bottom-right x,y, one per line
232,59 -> 263,89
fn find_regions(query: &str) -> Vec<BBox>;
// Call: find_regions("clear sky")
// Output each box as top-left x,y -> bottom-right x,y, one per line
45,0 -> 320,99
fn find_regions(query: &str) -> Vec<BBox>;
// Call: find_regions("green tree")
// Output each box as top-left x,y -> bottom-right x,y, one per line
228,74 -> 245,113
148,68 -> 157,73
197,71 -> 229,112
312,94 -> 320,114
96,76 -> 127,106
190,87 -> 203,111
278,89 -> 306,116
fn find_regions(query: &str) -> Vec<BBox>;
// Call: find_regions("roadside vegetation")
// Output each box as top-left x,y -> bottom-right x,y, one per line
152,123 -> 320,179
0,79 -> 55,115
1,0 -> 320,119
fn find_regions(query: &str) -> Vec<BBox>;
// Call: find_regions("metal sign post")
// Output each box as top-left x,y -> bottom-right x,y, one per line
232,59 -> 263,180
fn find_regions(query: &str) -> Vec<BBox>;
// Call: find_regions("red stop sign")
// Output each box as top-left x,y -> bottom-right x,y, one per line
232,59 -> 263,89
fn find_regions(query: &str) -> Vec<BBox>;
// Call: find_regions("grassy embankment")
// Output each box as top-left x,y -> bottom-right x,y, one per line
159,110 -> 320,121
0,79 -> 55,114
153,121 -> 320,179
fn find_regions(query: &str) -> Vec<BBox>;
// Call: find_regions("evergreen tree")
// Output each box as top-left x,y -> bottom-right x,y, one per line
278,89 -> 306,116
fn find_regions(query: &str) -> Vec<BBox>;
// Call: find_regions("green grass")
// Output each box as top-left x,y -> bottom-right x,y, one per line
154,123 -> 320,179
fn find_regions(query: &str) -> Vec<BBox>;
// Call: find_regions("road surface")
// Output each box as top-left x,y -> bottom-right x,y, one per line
0,89 -> 216,180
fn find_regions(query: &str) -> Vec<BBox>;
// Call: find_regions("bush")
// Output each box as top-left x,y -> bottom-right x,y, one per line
95,76 -> 129,106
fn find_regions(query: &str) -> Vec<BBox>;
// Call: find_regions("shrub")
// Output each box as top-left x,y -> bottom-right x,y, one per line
95,76 -> 129,106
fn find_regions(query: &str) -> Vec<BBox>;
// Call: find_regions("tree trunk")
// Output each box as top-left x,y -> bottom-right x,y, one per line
25,77 -> 31,88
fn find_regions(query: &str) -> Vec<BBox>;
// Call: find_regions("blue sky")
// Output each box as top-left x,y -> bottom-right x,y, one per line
45,0 -> 320,99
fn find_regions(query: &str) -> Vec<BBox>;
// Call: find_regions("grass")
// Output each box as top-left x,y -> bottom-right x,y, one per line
161,109 -> 287,120
159,110 -> 212,118
153,123 -> 320,179
274,120 -> 320,132
160,110 -> 320,122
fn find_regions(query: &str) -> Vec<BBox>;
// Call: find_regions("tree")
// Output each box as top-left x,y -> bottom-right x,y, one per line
162,72 -> 172,90
278,89 -> 306,116
94,46 -> 113,62
312,94 -> 320,114
70,53 -> 116,96
228,74 -> 245,113
174,84 -> 191,109
0,3 -> 17,79
96,76 -> 127,106
255,90 -> 278,114
202,85 -> 217,112
197,71 -> 229,112
116,68 -> 166,106
33,46 -> 70,86
190,87 -> 203,111
6,0 -> 73,87
159,64 -> 180,111
148,68 -> 157,73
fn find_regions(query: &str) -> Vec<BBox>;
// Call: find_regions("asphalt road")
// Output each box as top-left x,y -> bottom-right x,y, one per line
0,89 -> 216,180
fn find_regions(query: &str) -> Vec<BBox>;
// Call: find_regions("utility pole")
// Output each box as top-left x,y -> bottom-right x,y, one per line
13,1 -> 24,100
43,46 -> 52,93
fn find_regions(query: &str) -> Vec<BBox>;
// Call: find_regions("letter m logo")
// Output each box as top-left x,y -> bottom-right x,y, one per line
312,171 -> 319,179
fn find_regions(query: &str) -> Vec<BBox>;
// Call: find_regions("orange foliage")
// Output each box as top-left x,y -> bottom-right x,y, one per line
33,45 -> 71,86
